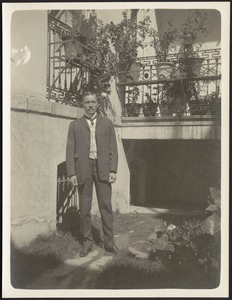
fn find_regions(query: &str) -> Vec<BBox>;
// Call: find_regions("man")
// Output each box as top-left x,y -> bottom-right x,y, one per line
66,91 -> 119,257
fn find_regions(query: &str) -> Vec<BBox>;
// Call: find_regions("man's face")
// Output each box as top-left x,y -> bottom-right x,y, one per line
83,95 -> 99,117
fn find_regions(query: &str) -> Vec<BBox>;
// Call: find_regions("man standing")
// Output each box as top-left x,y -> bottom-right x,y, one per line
66,92 -> 119,257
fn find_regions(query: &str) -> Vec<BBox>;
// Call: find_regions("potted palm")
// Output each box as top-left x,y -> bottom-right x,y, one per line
177,10 -> 209,77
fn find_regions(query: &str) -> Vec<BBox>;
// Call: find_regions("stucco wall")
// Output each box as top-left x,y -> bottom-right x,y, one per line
11,10 -> 47,99
11,98 -> 130,247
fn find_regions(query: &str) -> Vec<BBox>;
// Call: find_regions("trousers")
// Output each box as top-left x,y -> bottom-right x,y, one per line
77,158 -> 115,249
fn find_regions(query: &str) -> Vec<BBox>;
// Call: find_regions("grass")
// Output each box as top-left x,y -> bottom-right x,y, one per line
95,215 -> 220,290
95,251 -> 220,289
11,231 -> 80,288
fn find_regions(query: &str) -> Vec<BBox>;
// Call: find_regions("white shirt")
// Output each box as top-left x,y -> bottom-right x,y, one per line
85,114 -> 97,159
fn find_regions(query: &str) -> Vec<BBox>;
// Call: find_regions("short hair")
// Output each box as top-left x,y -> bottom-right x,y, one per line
82,91 -> 97,101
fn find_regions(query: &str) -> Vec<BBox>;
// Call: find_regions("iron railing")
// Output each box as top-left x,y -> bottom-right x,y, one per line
57,162 -> 78,225
117,49 -> 221,117
47,13 -> 101,106
47,13 -> 221,118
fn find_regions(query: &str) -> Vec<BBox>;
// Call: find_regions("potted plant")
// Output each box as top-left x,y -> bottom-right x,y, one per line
59,11 -> 94,60
208,91 -> 221,116
143,92 -> 158,117
125,86 -> 142,117
149,22 -> 177,79
177,10 -> 209,77
59,11 -> 118,116
105,11 -> 151,82
188,94 -> 210,115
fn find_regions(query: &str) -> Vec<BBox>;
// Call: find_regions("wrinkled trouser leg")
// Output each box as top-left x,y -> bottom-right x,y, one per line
93,160 -> 115,249
78,163 -> 94,249
78,159 -> 115,249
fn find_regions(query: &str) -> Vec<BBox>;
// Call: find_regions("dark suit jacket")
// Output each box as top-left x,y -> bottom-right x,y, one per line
66,115 -> 118,184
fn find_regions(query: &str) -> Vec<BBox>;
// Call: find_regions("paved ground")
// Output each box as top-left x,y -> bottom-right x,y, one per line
26,213 -> 164,289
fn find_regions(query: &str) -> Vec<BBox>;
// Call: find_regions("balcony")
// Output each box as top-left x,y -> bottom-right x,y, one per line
47,13 -> 102,107
117,49 -> 221,120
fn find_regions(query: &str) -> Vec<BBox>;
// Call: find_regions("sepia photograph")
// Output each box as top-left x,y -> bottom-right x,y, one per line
3,2 -> 229,298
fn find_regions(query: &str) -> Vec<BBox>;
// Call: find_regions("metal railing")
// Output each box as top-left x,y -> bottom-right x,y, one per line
117,49 -> 221,118
47,13 -> 221,118
47,13 -> 101,106
57,164 -> 78,225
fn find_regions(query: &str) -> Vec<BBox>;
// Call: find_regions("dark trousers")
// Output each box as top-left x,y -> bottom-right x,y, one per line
78,159 -> 115,249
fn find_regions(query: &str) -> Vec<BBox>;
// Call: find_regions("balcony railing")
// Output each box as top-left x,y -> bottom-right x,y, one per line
117,49 -> 221,118
47,13 -> 101,107
47,14 -> 221,118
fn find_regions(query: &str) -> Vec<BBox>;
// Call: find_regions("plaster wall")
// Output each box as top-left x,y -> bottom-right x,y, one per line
11,99 -> 129,247
11,10 -> 47,99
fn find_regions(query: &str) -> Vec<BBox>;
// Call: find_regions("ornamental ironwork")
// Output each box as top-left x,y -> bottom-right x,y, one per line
117,49 -> 221,118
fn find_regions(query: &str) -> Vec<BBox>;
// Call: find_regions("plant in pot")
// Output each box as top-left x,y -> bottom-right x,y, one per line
149,22 -> 178,79
105,10 -> 151,82
143,92 -> 158,117
208,91 -> 221,117
188,94 -> 210,116
62,13 -> 118,116
177,10 -> 210,78
125,86 -> 142,117
186,80 -> 213,116
59,10 -> 94,61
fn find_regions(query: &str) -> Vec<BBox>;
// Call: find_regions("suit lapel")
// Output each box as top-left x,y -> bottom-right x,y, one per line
80,116 -> 89,129
96,115 -> 102,128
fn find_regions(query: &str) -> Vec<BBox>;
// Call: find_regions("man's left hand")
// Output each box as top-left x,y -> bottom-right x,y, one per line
109,172 -> 117,184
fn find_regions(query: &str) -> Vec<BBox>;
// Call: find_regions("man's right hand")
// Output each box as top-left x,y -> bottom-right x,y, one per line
69,175 -> 78,187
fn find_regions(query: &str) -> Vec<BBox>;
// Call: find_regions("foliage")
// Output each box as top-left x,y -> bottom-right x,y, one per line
148,22 -> 178,62
105,11 -> 152,65
148,188 -> 221,282
63,11 -> 118,115
86,18 -> 118,92
95,248 -> 219,289
177,10 -> 209,58
166,218 -> 203,248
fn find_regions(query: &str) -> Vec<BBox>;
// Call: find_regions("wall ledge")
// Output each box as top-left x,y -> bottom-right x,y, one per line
11,94 -> 84,119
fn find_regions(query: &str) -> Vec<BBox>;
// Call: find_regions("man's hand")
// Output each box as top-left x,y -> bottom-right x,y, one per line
69,175 -> 78,187
109,172 -> 117,184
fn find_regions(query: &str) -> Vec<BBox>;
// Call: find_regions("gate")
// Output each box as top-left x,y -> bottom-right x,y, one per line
56,161 -> 79,235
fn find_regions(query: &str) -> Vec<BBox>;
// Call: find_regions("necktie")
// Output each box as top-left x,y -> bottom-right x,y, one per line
85,115 -> 96,125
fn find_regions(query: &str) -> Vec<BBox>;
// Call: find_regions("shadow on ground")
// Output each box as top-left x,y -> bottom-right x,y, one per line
10,213 -> 221,290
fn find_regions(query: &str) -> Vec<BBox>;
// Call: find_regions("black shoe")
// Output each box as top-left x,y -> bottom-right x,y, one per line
79,245 -> 92,257
98,241 -> 105,249
105,245 -> 120,254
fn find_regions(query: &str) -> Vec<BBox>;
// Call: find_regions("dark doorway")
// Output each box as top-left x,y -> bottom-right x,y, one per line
123,139 -> 220,210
